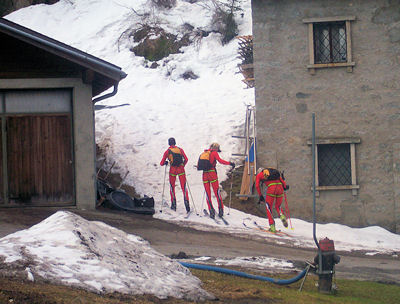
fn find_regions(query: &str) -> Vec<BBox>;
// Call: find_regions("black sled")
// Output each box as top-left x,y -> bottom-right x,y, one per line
97,178 -> 155,215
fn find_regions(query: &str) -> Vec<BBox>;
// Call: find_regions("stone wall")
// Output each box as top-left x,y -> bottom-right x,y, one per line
1,0 -> 58,17
252,0 -> 400,232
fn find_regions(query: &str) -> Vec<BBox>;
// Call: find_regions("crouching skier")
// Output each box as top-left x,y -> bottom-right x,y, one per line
198,143 -> 235,219
160,137 -> 190,213
255,167 -> 289,232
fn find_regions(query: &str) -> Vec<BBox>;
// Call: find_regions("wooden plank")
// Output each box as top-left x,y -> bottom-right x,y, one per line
48,117 -> 54,200
25,117 -> 31,198
56,117 -> 62,198
239,162 -> 256,200
240,162 -> 250,200
36,116 -> 43,196
65,116 -> 73,200
42,117 -> 48,200
346,21 -> 352,63
350,143 -> 357,196
45,117 -> 51,199
307,62 -> 355,69
7,117 -> 19,200
308,23 -> 314,65
313,185 -> 360,191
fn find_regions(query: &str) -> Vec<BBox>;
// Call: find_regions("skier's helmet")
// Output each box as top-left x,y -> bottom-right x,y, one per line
210,142 -> 221,152
168,137 -> 176,146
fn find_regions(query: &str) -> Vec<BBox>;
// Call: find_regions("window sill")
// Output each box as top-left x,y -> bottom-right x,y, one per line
307,62 -> 355,74
312,185 -> 359,196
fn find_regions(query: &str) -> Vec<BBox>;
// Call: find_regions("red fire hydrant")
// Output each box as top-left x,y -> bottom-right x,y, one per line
314,238 -> 340,294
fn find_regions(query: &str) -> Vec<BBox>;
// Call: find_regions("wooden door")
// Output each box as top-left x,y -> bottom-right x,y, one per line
7,115 -> 73,205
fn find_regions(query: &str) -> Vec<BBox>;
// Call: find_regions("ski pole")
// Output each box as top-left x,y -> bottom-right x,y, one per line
160,164 -> 168,213
228,171 -> 234,215
186,179 -> 198,216
284,191 -> 293,230
283,191 -> 290,226
201,189 -> 205,212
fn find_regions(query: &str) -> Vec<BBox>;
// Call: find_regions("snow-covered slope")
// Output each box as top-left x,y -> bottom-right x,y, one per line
7,0 -> 254,203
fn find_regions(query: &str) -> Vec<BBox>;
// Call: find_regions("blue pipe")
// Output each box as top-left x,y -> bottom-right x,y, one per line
179,262 -> 307,285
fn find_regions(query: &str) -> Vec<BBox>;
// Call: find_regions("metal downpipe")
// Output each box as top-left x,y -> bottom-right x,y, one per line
92,83 -> 119,103
312,113 -> 323,275
312,113 -> 319,250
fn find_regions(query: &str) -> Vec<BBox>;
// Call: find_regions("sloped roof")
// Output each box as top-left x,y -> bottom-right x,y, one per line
0,17 -> 127,97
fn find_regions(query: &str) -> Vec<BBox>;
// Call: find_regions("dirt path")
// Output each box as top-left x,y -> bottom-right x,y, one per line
1,207 -> 399,285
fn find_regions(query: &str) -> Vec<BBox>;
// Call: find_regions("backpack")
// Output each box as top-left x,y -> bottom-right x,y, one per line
262,168 -> 281,181
168,147 -> 184,166
197,150 -> 212,171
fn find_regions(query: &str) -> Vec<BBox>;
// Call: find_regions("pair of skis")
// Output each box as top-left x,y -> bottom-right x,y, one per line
242,218 -> 292,237
203,209 -> 229,225
185,208 -> 229,225
179,207 -> 229,226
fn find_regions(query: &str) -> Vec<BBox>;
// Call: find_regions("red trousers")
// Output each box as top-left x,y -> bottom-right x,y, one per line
264,181 -> 284,225
202,169 -> 223,210
169,166 -> 188,203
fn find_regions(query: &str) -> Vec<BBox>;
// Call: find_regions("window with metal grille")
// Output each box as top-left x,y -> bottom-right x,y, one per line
303,16 -> 355,73
314,22 -> 347,64
318,144 -> 351,186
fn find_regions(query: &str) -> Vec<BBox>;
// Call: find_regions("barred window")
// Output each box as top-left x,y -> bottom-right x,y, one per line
308,138 -> 360,195
318,144 -> 351,186
303,16 -> 355,73
314,22 -> 347,64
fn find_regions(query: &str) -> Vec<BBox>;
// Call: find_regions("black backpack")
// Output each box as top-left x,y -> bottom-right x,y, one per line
263,168 -> 281,180
197,150 -> 212,171
168,147 -> 184,166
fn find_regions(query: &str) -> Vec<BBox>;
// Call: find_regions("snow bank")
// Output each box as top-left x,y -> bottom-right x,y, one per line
0,211 -> 214,301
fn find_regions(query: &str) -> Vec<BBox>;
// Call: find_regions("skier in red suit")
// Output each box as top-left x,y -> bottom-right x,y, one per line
255,168 -> 289,232
202,143 -> 235,218
160,138 -> 190,212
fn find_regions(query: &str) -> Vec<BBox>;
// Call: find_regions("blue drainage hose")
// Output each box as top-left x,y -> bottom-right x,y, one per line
179,262 -> 307,285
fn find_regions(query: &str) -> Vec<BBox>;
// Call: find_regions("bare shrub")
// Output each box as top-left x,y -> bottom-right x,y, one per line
129,25 -> 192,61
151,0 -> 176,9
209,0 -> 242,45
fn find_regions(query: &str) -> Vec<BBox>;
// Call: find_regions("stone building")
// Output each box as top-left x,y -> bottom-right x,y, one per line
0,18 -> 126,209
251,0 -> 400,233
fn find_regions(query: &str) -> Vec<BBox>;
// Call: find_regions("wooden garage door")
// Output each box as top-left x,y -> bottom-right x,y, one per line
7,115 -> 73,204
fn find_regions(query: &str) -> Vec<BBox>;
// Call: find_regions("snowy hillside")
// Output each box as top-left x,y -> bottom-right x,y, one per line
7,0 -> 253,202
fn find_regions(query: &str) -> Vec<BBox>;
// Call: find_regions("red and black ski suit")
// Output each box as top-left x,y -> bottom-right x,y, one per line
255,171 -> 287,226
202,149 -> 231,212
160,146 -> 189,204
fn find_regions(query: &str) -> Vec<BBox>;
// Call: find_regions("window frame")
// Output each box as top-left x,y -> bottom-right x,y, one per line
303,16 -> 356,74
307,138 -> 360,196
